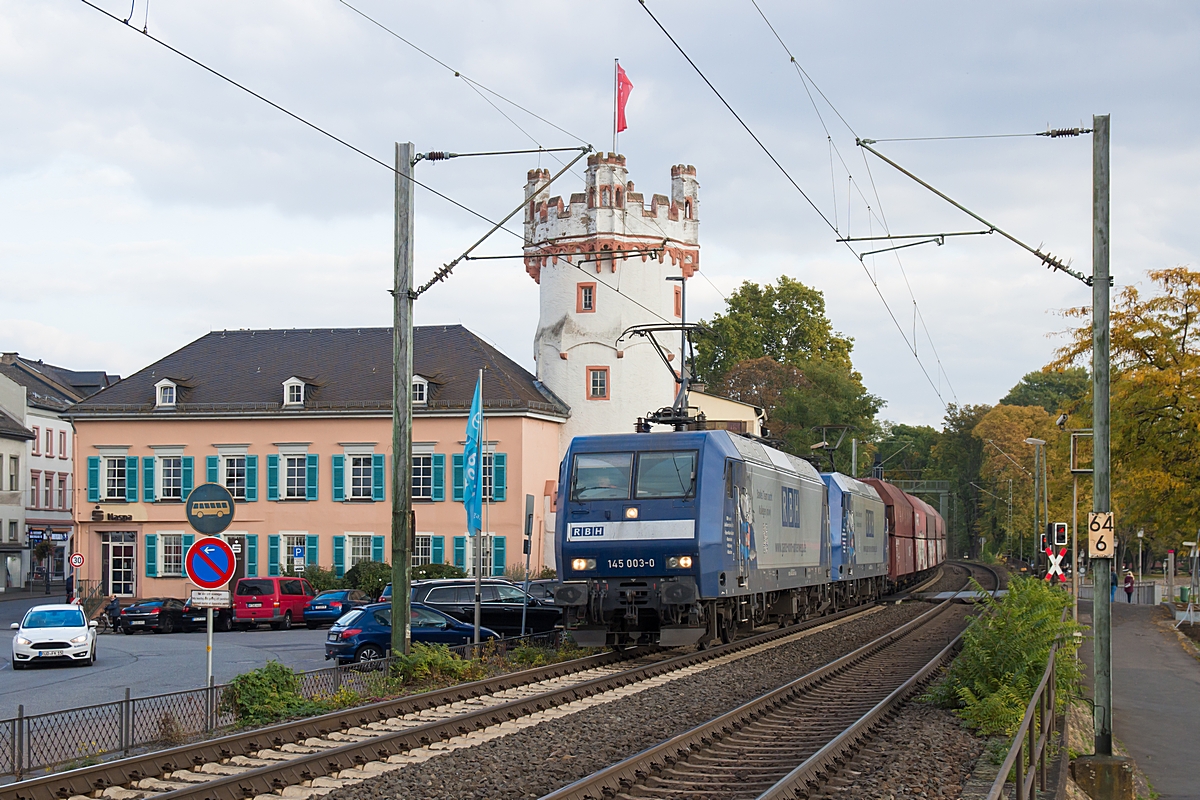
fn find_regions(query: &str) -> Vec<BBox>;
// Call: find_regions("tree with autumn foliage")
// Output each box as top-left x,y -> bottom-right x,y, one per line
1050,266 -> 1200,562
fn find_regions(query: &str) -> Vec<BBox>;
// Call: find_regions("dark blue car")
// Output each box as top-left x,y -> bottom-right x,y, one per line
303,589 -> 375,629
324,602 -> 500,663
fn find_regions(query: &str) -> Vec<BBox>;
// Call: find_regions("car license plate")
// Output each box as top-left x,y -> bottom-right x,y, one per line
132,620 -> 145,625
248,602 -> 262,608
312,605 -> 327,610
38,650 -> 64,657
327,633 -> 338,641
189,616 -> 204,622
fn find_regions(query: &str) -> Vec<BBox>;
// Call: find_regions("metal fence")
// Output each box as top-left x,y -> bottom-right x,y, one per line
1077,580 -> 1158,604
1,629 -> 564,780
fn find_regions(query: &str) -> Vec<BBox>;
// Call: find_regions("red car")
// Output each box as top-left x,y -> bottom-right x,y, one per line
233,577 -> 315,630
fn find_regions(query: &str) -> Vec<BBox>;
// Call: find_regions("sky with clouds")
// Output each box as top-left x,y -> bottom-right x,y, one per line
2,1 -> 1197,426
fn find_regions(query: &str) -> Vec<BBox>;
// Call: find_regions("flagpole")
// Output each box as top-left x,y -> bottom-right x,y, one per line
473,367 -> 483,645
612,58 -> 618,154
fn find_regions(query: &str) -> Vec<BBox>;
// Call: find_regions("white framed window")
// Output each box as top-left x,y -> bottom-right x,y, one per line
349,534 -> 373,567
160,456 -> 182,501
412,376 -> 428,405
161,533 -> 183,577
43,474 -> 52,509
45,429 -> 54,458
350,455 -> 372,499
225,456 -> 247,500
105,457 -> 126,500
412,454 -> 433,500
155,379 -> 177,408
465,534 -> 495,576
285,455 -> 307,499
588,367 -> 609,400
284,533 -> 307,572
412,534 -> 432,567
283,378 -> 306,407
482,454 -> 495,502
30,472 -> 39,508
57,475 -> 66,510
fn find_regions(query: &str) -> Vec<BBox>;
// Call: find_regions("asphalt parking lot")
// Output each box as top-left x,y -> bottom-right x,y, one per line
1,595 -> 335,718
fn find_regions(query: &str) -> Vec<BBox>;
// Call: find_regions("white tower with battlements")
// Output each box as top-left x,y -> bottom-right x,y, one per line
525,153 -> 700,449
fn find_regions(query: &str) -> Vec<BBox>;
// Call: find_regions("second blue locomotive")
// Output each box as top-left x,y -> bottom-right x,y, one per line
553,429 -> 936,647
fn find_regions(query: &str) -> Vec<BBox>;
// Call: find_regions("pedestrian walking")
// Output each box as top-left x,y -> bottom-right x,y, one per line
65,572 -> 74,603
1124,570 -> 1135,603
105,595 -> 122,632
1110,568 -> 1118,602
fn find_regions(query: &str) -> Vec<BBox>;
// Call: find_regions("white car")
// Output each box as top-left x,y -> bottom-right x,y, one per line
10,604 -> 97,669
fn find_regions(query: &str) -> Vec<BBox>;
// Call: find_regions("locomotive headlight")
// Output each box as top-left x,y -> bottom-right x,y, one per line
624,507 -> 639,519
571,558 -> 597,571
679,556 -> 693,568
667,557 -> 679,568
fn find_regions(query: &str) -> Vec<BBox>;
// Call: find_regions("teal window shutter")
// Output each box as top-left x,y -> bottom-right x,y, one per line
245,455 -> 258,502
246,534 -> 258,577
125,456 -> 138,502
306,535 -> 319,568
431,454 -> 445,502
492,453 -> 507,502
268,534 -> 280,576
332,455 -> 345,502
206,455 -> 219,484
371,535 -> 385,563
452,454 -> 464,502
182,533 -> 195,554
143,457 -> 155,502
87,456 -> 100,503
372,454 -> 385,502
306,454 -> 318,501
492,536 -> 506,576
144,534 -> 157,577
266,455 -> 279,501
453,536 -> 466,569
333,536 -> 345,578
181,457 -> 194,500
432,535 -> 445,565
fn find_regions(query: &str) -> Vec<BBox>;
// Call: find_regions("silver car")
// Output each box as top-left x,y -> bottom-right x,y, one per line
10,604 -> 97,669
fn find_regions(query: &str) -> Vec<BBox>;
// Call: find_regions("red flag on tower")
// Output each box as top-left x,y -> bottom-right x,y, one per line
616,64 -> 634,133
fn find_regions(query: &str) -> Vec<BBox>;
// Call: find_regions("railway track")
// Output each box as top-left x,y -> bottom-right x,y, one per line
539,561 -> 998,800
1,602 -> 888,800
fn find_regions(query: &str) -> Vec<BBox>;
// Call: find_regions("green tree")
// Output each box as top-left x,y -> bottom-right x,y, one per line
1000,367 -> 1089,414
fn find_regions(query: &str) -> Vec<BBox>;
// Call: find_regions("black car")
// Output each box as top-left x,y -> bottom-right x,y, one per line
182,602 -> 235,633
121,598 -> 186,634
410,579 -> 561,635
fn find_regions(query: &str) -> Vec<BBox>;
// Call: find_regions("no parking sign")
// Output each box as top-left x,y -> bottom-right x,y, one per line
185,537 -> 237,590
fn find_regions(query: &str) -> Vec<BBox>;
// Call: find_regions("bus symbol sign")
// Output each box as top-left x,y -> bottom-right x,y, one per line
186,483 -> 236,535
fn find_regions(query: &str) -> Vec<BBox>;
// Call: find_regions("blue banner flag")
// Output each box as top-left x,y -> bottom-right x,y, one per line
463,374 -> 483,536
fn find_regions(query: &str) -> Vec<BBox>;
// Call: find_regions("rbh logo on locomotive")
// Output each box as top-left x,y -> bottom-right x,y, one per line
567,520 -> 696,541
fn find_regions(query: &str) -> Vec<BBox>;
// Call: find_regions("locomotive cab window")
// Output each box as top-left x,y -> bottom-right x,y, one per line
570,453 -> 633,500
635,451 -> 697,499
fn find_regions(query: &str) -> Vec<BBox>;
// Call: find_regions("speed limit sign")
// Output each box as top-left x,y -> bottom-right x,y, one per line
1088,512 -> 1115,557
69,553 -> 85,569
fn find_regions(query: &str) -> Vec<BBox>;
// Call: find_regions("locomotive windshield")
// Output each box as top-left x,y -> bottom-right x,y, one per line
570,453 -> 633,500
635,451 -> 697,499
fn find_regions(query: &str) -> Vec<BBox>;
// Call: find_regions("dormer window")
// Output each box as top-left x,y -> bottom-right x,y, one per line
155,379 -> 177,408
412,376 -> 428,405
283,377 -> 306,407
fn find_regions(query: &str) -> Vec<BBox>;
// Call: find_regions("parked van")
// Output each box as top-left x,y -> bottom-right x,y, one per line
232,577 -> 315,630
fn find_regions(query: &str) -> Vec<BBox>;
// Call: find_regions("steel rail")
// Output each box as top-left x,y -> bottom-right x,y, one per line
2,606 -> 874,800
537,596 -> 963,800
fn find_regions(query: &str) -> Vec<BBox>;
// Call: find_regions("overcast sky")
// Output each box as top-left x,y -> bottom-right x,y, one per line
2,1 -> 1197,426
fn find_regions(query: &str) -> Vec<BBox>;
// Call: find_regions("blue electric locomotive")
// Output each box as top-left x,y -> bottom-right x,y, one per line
555,429 -> 885,647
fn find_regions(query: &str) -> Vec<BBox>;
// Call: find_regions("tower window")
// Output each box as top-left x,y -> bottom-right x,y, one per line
587,367 -> 609,400
674,285 -> 682,318
577,283 -> 596,313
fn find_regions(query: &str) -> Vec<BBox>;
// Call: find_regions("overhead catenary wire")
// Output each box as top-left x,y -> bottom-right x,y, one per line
639,0 -> 950,409
77,0 -> 529,244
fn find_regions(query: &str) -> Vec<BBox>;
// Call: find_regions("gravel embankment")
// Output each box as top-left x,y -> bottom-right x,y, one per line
809,703 -> 984,799
326,603 -> 933,800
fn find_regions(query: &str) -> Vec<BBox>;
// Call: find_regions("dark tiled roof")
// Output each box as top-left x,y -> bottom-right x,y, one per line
26,361 -> 119,398
0,363 -> 81,412
0,407 -> 34,441
68,326 -> 569,419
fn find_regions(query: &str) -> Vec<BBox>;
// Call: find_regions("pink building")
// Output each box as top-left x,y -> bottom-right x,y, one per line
68,326 -> 566,599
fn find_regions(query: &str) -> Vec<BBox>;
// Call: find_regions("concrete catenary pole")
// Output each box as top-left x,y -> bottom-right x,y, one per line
391,142 -> 414,657
1092,113 -> 1113,757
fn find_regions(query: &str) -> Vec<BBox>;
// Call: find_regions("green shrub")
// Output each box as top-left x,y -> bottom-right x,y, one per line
538,566 -> 557,579
391,643 -> 486,684
220,661 -> 325,725
282,564 -> 344,593
345,560 -> 392,598
925,577 -> 1083,735
412,563 -> 466,580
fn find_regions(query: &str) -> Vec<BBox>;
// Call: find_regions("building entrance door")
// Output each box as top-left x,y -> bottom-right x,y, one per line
101,532 -> 136,596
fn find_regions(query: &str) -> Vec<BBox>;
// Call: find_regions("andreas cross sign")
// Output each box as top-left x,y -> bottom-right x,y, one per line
185,537 -> 237,590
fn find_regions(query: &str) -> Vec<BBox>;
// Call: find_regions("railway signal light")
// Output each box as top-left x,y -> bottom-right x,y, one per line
1052,522 -> 1068,547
